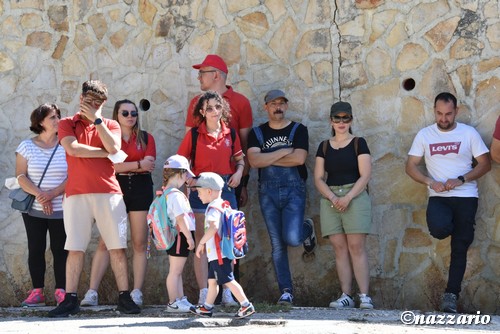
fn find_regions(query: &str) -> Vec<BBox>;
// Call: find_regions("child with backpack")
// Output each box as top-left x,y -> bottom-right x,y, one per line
160,155 -> 196,312
189,172 -> 255,319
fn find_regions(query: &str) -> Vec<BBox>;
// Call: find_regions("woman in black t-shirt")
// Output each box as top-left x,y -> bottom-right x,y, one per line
313,101 -> 373,310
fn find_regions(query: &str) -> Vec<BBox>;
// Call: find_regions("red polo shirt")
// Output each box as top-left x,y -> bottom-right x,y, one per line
58,113 -> 122,196
177,122 -> 243,176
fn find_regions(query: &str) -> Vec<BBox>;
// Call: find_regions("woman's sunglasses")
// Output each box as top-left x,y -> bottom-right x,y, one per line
331,115 -> 353,123
121,110 -> 138,117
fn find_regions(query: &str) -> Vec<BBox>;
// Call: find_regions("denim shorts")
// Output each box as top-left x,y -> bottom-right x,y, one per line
188,175 -> 237,212
320,183 -> 372,237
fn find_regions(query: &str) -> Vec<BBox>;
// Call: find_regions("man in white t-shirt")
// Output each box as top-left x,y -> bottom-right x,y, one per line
406,92 -> 490,313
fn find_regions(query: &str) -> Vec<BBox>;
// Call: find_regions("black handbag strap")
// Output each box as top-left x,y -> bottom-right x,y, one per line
36,143 -> 59,187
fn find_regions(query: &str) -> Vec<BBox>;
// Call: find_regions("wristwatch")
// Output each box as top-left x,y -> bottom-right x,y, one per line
457,175 -> 465,184
94,118 -> 103,125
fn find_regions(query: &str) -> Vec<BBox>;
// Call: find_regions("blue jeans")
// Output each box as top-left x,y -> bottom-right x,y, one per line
258,165 -> 310,294
426,196 -> 477,297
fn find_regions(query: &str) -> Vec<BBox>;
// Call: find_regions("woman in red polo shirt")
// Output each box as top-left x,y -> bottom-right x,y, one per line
80,99 -> 156,307
177,90 -> 244,306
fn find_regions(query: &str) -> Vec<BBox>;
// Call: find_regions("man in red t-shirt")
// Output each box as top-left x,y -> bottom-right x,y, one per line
491,116 -> 500,163
185,55 -> 252,305
48,80 -> 140,317
185,54 -> 253,207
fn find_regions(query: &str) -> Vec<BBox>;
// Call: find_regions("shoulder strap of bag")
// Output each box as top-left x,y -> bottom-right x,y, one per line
37,144 -> 59,187
141,130 -> 148,146
322,139 -> 329,156
354,137 -> 359,156
190,127 -> 198,169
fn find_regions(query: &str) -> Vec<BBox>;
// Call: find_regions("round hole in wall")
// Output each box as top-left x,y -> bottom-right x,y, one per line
139,99 -> 151,111
403,78 -> 416,91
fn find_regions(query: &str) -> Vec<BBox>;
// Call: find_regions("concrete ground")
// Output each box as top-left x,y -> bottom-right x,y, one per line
1,305 -> 499,334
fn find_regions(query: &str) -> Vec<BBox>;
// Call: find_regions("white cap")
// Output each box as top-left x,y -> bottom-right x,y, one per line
191,172 -> 225,191
163,154 -> 195,177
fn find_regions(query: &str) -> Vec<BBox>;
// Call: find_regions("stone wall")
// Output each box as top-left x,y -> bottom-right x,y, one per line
0,0 -> 498,313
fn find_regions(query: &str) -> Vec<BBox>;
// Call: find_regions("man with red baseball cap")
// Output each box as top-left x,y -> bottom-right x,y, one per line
185,54 -> 253,307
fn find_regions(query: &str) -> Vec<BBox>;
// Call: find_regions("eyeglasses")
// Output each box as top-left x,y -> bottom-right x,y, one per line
331,115 -> 353,123
197,70 -> 217,78
120,110 -> 138,117
205,104 -> 223,113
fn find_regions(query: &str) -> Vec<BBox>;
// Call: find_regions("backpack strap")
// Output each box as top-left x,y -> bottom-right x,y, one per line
190,127 -> 199,169
322,139 -> 329,157
354,137 -> 359,156
141,130 -> 148,146
208,204 -> 226,266
229,127 -> 236,155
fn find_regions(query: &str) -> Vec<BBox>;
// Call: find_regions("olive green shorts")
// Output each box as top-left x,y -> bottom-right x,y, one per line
320,183 -> 372,237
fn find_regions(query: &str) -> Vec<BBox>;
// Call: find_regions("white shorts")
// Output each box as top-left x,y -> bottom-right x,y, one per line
63,193 -> 128,251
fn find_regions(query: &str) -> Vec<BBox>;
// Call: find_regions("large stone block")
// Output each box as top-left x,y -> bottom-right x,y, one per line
409,0 -> 450,34
486,22 -> 500,49
139,0 -> 157,26
270,17 -> 298,63
296,29 -> 331,59
0,52 -> 15,72
48,5 -> 69,32
366,48 -> 391,80
424,17 -> 460,52
396,43 -> 428,71
89,13 -> 108,40
304,0 -> 332,24
236,12 -> 269,39
217,31 -> 241,67
20,13 -> 43,29
450,37 -> 484,59
370,10 -> 398,43
26,32 -> 52,51
403,228 -> 432,248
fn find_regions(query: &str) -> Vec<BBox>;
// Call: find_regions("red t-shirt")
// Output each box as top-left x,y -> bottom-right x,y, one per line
494,116 -> 500,140
177,122 -> 243,176
185,86 -> 253,131
121,131 -> 156,162
58,113 -> 122,196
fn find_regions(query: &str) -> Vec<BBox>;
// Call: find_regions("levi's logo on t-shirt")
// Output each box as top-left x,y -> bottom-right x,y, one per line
429,142 -> 461,156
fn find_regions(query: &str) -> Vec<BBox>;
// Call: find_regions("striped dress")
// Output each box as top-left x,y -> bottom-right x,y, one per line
16,139 -> 67,213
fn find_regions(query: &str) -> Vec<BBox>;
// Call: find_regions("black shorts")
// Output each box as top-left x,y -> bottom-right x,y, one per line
208,257 -> 234,285
167,231 -> 195,257
116,173 -> 154,212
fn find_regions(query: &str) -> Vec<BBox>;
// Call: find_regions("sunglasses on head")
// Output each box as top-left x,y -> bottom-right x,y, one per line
331,115 -> 353,123
121,110 -> 138,117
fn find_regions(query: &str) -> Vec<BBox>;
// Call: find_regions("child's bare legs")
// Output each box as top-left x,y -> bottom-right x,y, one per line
166,256 -> 188,303
223,280 -> 248,304
204,278 -> 219,306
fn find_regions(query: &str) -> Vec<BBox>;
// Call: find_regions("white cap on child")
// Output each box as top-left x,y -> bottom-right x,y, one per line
163,154 -> 195,177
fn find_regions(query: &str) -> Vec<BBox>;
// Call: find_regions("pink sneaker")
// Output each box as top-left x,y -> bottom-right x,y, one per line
21,288 -> 45,307
54,288 -> 66,306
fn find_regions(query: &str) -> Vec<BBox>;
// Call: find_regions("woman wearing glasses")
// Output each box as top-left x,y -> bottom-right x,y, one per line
80,99 -> 156,307
313,101 -> 373,310
177,90 -> 244,306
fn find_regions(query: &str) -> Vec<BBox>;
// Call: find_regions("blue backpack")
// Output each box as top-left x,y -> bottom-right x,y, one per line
146,187 -> 181,258
212,200 -> 249,265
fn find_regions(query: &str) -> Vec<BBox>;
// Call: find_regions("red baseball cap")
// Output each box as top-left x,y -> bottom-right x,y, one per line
192,54 -> 228,74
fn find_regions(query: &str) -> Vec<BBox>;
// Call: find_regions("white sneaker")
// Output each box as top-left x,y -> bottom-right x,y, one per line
167,299 -> 191,313
329,293 -> 355,308
80,289 -> 98,306
359,294 -> 374,309
221,288 -> 238,307
179,296 -> 193,309
130,289 -> 143,306
198,288 -> 208,305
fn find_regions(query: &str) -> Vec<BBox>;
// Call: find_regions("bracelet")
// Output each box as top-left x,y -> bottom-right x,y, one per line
241,174 -> 250,187
137,160 -> 141,169
16,174 -> 26,180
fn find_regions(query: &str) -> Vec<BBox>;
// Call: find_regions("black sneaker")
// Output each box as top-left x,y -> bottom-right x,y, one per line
303,218 -> 316,254
48,294 -> 80,318
117,291 -> 141,314
440,292 -> 457,313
